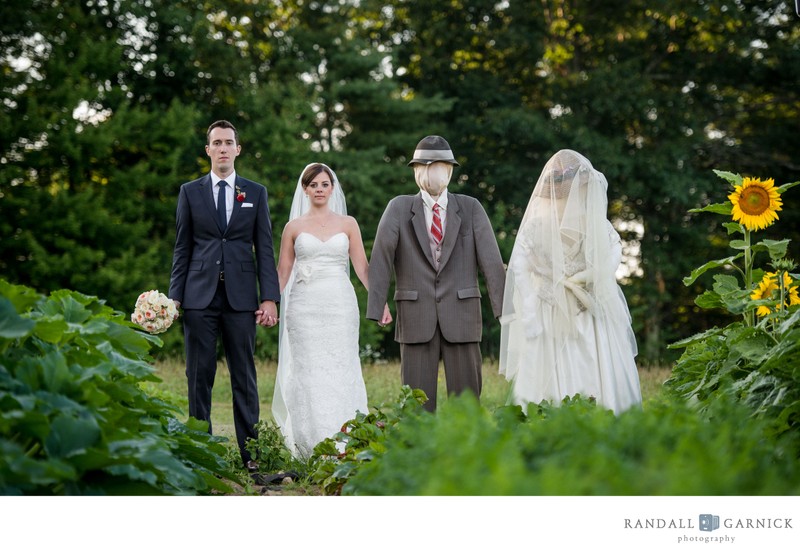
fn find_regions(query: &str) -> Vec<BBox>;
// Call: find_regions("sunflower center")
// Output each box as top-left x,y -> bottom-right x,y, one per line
739,185 -> 770,215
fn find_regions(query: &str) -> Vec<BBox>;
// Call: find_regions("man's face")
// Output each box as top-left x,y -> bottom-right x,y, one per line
206,126 -> 241,177
414,162 -> 453,197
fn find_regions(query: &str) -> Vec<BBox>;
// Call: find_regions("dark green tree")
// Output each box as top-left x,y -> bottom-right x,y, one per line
369,0 -> 800,362
3,0 -> 799,364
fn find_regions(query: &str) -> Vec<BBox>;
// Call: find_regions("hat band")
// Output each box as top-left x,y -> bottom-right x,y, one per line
412,148 -> 455,161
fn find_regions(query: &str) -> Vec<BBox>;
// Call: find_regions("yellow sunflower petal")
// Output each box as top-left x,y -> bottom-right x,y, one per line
728,177 -> 782,231
751,272 -> 779,301
788,285 -> 800,307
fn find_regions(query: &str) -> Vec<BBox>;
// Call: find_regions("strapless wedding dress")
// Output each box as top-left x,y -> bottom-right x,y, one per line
272,232 -> 368,458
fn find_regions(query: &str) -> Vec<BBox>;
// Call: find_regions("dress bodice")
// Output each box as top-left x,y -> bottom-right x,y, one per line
293,231 -> 350,281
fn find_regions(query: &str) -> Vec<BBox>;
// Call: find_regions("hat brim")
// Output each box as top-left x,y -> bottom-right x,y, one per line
408,145 -> 459,166
408,158 -> 459,167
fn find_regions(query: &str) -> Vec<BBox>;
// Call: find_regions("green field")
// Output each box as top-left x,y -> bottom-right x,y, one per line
153,358 -> 672,443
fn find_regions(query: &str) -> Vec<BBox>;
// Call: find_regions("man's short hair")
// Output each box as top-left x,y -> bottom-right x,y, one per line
207,120 -> 239,145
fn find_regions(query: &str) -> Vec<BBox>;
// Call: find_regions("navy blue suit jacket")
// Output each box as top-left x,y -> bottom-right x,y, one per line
169,173 -> 280,311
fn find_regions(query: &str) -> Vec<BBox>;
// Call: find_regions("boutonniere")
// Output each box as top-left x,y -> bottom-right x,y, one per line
236,186 -> 246,203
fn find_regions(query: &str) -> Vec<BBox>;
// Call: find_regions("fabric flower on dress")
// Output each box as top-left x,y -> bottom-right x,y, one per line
295,263 -> 313,283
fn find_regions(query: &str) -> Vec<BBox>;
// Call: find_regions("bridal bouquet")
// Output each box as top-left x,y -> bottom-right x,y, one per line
131,290 -> 180,334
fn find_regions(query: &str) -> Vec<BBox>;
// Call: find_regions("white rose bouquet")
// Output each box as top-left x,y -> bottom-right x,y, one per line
131,290 -> 180,334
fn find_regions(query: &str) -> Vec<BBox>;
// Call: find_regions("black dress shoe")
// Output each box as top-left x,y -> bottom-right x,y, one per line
253,471 -> 301,487
245,460 -> 259,473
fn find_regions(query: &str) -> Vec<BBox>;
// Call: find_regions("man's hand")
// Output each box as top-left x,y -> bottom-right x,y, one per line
378,304 -> 393,327
255,300 -> 278,327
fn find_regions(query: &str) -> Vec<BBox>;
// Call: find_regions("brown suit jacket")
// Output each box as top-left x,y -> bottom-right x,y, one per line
367,192 -> 506,344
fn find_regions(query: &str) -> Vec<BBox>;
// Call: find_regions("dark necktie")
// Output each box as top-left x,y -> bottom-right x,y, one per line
217,180 -> 228,231
431,203 -> 443,245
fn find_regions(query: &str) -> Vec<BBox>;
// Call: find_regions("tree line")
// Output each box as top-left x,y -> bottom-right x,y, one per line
2,0 -> 799,363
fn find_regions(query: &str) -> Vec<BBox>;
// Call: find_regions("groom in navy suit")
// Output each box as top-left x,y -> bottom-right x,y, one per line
169,120 -> 280,470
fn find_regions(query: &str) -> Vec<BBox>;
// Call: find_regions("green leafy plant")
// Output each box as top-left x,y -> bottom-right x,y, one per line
245,420 -> 306,476
666,171 -> 800,440
0,280 -> 239,495
343,393 -> 800,495
309,385 -> 427,495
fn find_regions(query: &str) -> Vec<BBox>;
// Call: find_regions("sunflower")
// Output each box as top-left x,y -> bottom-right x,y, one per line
728,177 -> 782,231
788,277 -> 800,307
752,273 -> 779,317
751,271 -> 800,317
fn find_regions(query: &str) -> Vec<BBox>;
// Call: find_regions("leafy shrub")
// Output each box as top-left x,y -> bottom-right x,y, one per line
343,393 -> 800,495
666,171 -> 800,441
245,420 -> 307,476
310,385 -> 427,495
0,280 -> 238,495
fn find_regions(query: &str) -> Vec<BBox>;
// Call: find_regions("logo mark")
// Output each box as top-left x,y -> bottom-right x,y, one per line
699,514 -> 720,532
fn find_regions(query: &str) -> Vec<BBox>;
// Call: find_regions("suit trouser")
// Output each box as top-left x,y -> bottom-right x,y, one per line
400,323 -> 482,412
182,281 -> 259,464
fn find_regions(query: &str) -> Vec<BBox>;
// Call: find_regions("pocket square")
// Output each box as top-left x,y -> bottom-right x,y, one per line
242,202 -> 254,208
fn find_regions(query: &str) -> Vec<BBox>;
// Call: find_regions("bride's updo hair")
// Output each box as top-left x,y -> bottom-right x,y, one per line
301,163 -> 334,188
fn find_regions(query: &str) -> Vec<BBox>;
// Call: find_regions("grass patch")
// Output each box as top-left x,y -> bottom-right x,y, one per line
152,358 -> 670,444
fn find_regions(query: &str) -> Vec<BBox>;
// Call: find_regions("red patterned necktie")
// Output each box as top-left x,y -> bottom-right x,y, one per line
431,203 -> 443,245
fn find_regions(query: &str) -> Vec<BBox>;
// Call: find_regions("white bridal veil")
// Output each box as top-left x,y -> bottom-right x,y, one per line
498,150 -> 639,407
271,163 -> 348,444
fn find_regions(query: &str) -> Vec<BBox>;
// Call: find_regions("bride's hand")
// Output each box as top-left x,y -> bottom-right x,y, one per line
379,304 -> 393,327
256,300 -> 279,327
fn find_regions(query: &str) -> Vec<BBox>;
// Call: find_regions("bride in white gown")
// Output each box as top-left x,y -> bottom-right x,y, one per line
272,163 -> 392,458
499,150 -> 641,414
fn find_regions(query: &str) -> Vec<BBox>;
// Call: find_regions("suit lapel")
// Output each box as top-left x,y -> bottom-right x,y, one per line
438,193 -> 461,272
229,177 -> 246,230
411,194 -> 437,270
198,174 -> 221,231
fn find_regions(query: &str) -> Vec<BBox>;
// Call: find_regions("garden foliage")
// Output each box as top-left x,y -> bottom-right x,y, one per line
245,420 -> 307,478
309,385 -> 427,495
342,393 -> 800,496
0,280 -> 237,495
666,172 -> 800,442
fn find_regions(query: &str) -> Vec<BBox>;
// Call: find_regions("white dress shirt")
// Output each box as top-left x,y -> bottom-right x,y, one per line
211,171 -> 237,225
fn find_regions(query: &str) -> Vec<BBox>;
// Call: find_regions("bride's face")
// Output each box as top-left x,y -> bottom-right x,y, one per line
304,171 -> 334,207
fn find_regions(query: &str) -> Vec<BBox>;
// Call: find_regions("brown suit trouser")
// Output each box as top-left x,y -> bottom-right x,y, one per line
400,323 -> 482,412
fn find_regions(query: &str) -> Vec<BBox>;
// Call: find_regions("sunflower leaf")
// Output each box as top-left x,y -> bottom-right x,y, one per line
712,274 -> 741,294
776,180 -> 800,194
723,222 -> 744,235
712,170 -> 743,185
683,255 -> 743,286
755,239 -> 790,261
689,202 -> 732,215
695,290 -> 723,309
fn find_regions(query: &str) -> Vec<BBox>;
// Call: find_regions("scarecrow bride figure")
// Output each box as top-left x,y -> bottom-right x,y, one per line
499,149 -> 641,414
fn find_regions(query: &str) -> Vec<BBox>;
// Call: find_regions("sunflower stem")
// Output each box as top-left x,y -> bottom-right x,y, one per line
743,228 -> 754,327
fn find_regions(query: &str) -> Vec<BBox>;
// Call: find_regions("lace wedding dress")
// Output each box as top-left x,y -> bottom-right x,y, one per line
273,231 -> 368,458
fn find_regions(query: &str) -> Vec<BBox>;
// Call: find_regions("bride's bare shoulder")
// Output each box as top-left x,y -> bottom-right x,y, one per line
338,213 -> 357,225
283,216 -> 307,237
339,214 -> 361,233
